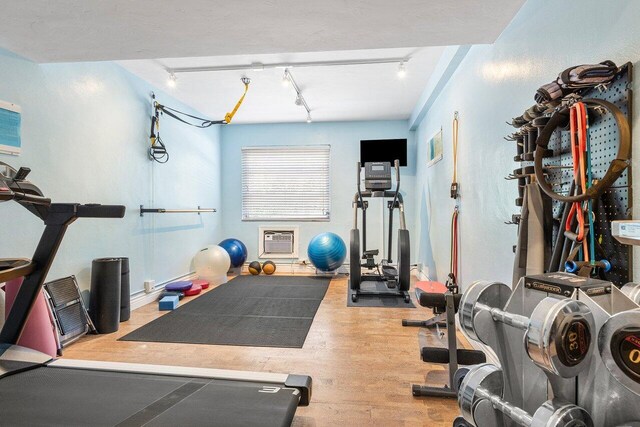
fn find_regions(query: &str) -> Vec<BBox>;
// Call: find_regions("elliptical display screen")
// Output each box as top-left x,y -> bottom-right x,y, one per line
360,139 -> 407,167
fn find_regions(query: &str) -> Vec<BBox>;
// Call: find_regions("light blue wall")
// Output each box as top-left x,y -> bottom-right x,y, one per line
413,0 -> 640,286
220,121 -> 415,265
0,49 -> 223,294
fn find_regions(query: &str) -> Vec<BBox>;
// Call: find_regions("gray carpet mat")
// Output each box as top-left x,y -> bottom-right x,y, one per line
121,275 -> 330,348
347,280 -> 416,308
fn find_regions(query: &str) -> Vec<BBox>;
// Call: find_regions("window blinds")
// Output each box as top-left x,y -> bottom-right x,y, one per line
242,145 -> 331,221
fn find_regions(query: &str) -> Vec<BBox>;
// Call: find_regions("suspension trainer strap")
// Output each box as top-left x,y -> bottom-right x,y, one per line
224,77 -> 251,124
451,111 -> 459,199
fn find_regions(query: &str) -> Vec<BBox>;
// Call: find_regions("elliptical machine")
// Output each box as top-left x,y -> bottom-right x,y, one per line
349,160 -> 411,303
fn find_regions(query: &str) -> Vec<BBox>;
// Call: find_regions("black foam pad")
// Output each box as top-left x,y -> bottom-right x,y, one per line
421,347 -> 486,365
416,290 -> 462,312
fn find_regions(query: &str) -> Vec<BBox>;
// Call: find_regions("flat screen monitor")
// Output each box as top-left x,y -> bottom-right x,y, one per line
360,138 -> 407,167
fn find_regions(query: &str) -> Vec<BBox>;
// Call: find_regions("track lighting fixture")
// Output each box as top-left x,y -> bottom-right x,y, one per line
397,61 -> 407,79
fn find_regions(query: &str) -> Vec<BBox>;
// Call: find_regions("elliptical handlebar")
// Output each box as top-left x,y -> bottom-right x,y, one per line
356,162 -> 365,210
394,159 -> 400,188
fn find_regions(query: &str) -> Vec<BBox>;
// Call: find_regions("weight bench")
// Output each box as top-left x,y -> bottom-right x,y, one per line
402,281 -> 448,328
411,284 -> 486,398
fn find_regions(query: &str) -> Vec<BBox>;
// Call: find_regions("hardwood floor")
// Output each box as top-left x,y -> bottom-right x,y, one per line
64,274 -> 469,426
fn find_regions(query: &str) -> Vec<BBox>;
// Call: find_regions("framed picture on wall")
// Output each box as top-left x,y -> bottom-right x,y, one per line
0,100 -> 21,156
427,129 -> 442,167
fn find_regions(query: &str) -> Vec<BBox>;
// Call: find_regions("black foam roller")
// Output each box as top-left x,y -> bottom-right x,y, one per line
90,258 -> 121,334
118,257 -> 131,322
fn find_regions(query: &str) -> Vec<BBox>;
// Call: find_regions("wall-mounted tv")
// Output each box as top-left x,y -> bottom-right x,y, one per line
360,138 -> 408,167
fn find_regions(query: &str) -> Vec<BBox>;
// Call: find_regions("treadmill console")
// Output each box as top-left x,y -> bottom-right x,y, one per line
364,162 -> 392,191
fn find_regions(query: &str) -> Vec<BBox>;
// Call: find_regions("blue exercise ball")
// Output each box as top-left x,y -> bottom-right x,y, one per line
218,238 -> 248,268
307,232 -> 347,271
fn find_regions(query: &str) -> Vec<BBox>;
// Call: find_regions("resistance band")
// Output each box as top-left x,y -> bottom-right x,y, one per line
564,102 -> 600,272
583,104 -> 596,265
447,112 -> 460,291
447,207 -> 459,291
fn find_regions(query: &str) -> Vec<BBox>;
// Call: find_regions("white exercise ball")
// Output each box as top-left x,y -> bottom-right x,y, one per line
194,245 -> 231,284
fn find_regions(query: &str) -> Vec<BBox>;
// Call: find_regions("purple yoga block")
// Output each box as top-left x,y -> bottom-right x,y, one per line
165,281 -> 193,292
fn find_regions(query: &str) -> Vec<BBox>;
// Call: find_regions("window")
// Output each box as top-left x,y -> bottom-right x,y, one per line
242,145 -> 331,221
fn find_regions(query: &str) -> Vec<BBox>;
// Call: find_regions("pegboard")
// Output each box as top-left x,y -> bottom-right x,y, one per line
529,63 -> 633,286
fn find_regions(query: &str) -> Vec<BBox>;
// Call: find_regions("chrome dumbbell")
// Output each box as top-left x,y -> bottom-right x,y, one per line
458,363 -> 593,427
598,309 -> 640,395
621,282 -> 640,305
459,280 -> 595,377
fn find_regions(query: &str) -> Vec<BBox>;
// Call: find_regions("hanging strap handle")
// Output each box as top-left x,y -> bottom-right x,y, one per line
450,111 -> 460,199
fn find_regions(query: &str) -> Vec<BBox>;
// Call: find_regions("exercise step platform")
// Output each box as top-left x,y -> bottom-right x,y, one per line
420,347 -> 486,365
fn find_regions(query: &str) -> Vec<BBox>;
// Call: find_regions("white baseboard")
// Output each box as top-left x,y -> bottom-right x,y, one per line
239,261 -> 349,275
127,272 -> 243,311
416,264 -> 430,281
130,272 -> 197,310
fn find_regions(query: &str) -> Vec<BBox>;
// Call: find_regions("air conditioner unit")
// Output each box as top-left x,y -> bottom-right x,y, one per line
259,226 -> 299,258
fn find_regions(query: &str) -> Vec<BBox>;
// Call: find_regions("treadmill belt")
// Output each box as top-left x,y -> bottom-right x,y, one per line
121,275 -> 330,348
0,366 -> 299,427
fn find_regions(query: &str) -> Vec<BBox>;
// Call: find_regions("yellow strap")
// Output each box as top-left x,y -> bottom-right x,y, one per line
452,111 -> 459,184
224,78 -> 251,124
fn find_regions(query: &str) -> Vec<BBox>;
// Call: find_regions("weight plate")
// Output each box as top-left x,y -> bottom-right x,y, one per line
457,363 -> 503,424
530,400 -> 594,427
526,297 -> 594,377
598,309 -> 640,395
612,327 -> 640,380
458,281 -> 511,343
621,282 -> 640,305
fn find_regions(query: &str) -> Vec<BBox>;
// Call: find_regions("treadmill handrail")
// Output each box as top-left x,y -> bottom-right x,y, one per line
0,258 -> 35,283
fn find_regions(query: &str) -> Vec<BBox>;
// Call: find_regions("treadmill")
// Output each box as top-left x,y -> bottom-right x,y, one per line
0,161 -> 311,426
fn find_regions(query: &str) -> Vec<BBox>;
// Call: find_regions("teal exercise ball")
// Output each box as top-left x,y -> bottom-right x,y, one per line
307,232 -> 347,271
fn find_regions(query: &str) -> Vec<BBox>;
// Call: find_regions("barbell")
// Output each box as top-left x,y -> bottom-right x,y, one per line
459,281 -> 595,377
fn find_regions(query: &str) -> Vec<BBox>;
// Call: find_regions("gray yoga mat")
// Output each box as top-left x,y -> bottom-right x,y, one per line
121,275 -> 330,348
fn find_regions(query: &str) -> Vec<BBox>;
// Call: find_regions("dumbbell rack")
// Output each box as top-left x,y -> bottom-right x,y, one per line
464,273 -> 640,426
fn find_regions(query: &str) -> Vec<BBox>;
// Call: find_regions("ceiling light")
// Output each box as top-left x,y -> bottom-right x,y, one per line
295,95 -> 302,106
306,113 -> 312,123
397,62 -> 406,79
167,72 -> 177,88
282,70 -> 290,87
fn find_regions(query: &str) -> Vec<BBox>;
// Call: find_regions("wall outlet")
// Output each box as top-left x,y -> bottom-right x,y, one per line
144,280 -> 155,293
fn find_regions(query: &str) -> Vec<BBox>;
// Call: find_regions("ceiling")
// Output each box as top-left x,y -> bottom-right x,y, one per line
1,0 -> 524,63
0,0 -> 525,123
119,47 -> 447,123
